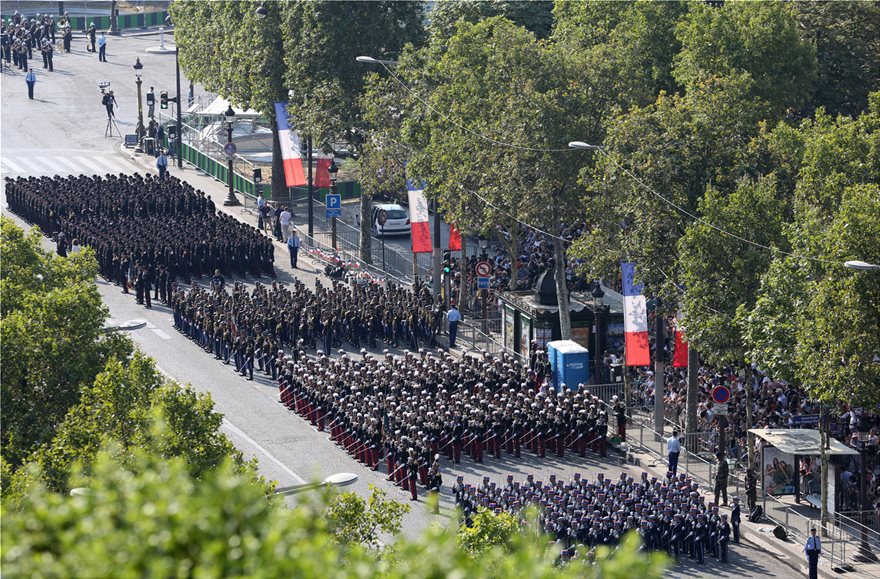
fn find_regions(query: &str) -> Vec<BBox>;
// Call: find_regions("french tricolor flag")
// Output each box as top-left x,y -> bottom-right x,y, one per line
621,262 -> 651,366
406,179 -> 432,254
274,102 -> 306,187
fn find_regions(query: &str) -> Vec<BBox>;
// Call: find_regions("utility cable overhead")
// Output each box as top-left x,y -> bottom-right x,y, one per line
377,61 -> 575,154
579,144 -> 837,266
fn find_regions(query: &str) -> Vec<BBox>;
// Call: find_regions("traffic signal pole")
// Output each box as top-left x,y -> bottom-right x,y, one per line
175,46 -> 183,169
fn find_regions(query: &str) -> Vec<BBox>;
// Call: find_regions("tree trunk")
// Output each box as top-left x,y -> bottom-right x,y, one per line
504,228 -> 519,292
686,346 -> 700,453
820,403 -> 830,537
745,365 -> 755,470
550,201 -> 571,339
270,119 -> 286,201
359,193 -> 373,264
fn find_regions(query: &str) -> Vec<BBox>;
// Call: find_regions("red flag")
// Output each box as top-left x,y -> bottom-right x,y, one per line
315,158 -> 331,188
449,224 -> 461,251
673,315 -> 689,368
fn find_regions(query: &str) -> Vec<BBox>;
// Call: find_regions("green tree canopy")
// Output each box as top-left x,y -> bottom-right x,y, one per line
676,175 -> 788,365
1,218 -> 132,468
429,0 -> 554,40
2,444 -> 668,579
673,1 -> 816,119
794,1 -> 880,118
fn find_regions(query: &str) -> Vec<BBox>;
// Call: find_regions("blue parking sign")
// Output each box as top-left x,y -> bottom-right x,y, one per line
325,194 -> 342,218
477,277 -> 490,290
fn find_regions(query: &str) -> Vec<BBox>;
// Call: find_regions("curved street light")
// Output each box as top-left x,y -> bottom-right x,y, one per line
844,260 -> 880,271
356,55 -> 399,66
274,472 -> 358,496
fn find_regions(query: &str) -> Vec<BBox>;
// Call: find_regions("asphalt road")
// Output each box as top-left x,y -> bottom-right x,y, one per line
1,33 -> 800,578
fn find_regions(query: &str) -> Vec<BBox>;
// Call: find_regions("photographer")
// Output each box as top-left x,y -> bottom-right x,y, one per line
102,90 -> 117,119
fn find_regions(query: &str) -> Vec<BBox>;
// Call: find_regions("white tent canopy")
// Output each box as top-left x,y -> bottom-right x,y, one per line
189,96 -> 262,118
748,428 -> 859,456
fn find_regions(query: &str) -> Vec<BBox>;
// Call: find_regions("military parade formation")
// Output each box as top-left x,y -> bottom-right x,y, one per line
1,11 -> 72,73
454,471 -> 738,564
4,163 -> 745,568
5,173 -> 277,295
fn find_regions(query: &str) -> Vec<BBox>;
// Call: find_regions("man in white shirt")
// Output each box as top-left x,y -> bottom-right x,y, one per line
667,430 -> 681,476
804,527 -> 821,579
280,206 -> 292,241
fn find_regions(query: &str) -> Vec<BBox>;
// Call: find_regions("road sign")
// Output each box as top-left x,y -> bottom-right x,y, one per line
477,277 -> 490,290
476,261 -> 491,277
790,414 -> 820,426
223,142 -> 237,159
713,403 -> 728,416
377,209 -> 388,226
712,385 -> 731,404
325,193 -> 342,218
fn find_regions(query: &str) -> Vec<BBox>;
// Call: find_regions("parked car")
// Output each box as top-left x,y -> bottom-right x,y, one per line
357,203 -> 411,236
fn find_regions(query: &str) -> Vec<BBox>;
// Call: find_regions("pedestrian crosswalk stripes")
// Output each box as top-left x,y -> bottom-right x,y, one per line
1,154 -> 135,177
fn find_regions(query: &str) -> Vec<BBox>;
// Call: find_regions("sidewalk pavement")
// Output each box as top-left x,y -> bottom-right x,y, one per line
123,148 -> 878,577
618,434 -> 876,577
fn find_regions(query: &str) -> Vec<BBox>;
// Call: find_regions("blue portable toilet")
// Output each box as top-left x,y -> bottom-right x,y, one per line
546,340 -> 589,391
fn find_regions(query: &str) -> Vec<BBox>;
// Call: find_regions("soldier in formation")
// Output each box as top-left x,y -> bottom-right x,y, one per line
455,471 -> 736,565
5,173 -> 276,304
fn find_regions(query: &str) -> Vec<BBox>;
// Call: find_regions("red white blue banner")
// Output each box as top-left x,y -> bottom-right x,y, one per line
274,102 -> 306,187
406,179 -> 432,254
621,262 -> 651,366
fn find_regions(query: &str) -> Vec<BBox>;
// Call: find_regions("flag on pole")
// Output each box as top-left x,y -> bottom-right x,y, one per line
406,179 -> 432,254
449,224 -> 461,251
315,158 -> 331,188
621,262 -> 651,366
274,102 -> 306,187
673,314 -> 689,368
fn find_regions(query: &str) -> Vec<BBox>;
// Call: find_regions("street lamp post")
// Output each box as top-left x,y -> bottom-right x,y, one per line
223,105 -> 240,206
591,281 -> 606,384
328,159 -> 339,250
133,57 -> 144,153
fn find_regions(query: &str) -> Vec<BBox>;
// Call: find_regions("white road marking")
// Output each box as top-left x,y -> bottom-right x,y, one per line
34,157 -> 63,175
55,157 -> 84,173
151,328 -> 171,340
12,156 -> 48,174
152,365 -> 306,485
93,156 -> 130,174
222,419 -> 306,484
1,157 -> 27,174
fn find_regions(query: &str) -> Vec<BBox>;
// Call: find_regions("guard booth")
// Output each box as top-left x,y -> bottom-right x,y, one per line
498,270 -> 623,382
749,428 -> 860,515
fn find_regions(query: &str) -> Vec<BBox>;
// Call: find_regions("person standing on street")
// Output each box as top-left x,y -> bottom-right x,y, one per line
97,31 -> 107,62
730,496 -> 741,543
667,430 -> 681,476
280,206 -> 292,241
40,38 -> 52,71
715,452 -> 730,506
87,22 -> 96,52
25,68 -> 36,99
746,468 -> 758,512
156,150 -> 169,181
804,527 -> 821,579
447,304 -> 461,349
287,229 -> 300,268
62,21 -> 72,52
